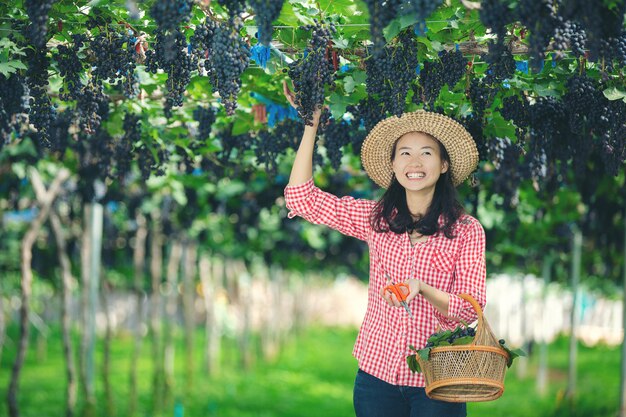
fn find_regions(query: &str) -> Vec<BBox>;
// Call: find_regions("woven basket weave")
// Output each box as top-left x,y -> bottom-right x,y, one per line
417,294 -> 510,402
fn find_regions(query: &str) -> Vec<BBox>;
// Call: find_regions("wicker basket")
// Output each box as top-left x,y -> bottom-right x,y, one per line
417,294 -> 510,402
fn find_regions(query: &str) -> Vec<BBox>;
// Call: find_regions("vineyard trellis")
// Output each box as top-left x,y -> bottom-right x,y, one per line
0,1 -> 625,417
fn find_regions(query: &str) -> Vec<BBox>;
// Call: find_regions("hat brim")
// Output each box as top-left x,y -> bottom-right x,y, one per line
361,110 -> 479,188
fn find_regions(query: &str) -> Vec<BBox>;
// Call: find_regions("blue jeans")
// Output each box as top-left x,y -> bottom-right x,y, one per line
353,369 -> 467,417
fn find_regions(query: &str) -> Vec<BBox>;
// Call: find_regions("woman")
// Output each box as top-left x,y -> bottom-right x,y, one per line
282,81 -> 486,417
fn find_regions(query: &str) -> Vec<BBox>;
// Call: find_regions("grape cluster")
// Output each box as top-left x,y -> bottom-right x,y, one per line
193,106 -> 217,141
552,18 -> 587,58
145,29 -> 196,117
116,112 -> 141,180
349,97 -> 386,133
217,0 -> 247,18
287,21 -> 336,125
48,110 -> 73,156
24,0 -> 56,48
516,0 -> 558,69
26,48 -> 56,147
562,75 -> 602,133
487,136 -> 522,207
482,41 -> 515,85
249,0 -> 285,45
362,0 -> 403,56
479,0 -> 512,39
0,74 -> 27,145
440,50 -> 466,88
418,59 -> 444,106
321,118 -> 352,170
55,34 -> 86,101
135,142 -> 168,181
149,0 -> 194,32
191,18 -> 250,116
500,95 -> 529,143
560,0 -> 626,62
423,326 -> 476,348
365,29 -> 418,117
75,79 -> 110,135
467,78 -> 494,120
91,30 -> 138,98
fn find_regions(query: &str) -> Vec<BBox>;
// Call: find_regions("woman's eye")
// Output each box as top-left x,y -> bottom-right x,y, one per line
422,151 -> 432,156
400,151 -> 410,156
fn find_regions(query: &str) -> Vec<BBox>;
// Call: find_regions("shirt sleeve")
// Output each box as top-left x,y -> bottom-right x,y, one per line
433,217 -> 487,329
283,178 -> 373,242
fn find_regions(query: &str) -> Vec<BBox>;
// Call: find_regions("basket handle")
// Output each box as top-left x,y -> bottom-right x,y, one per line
457,293 -> 484,339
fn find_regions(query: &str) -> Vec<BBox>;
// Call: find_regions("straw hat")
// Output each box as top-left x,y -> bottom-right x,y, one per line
361,110 -> 479,188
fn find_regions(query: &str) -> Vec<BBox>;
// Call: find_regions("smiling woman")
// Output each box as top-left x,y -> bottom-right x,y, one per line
283,79 -> 486,416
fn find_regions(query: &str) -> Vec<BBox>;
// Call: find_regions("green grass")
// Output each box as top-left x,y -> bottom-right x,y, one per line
0,326 -> 621,417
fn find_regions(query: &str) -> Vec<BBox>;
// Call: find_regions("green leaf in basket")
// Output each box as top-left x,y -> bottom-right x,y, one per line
451,336 -> 474,345
417,347 -> 431,362
407,354 -> 421,373
408,344 -> 417,352
498,341 -> 527,368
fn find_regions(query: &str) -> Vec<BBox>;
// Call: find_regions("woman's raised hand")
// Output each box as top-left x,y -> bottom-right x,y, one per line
282,79 -> 322,125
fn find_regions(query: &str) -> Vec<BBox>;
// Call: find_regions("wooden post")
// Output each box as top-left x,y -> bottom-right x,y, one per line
566,227 -> 582,400
537,254 -> 552,395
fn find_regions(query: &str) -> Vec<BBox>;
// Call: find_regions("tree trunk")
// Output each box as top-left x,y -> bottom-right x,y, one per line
163,239 -> 183,406
182,240 -> 198,389
100,278 -> 115,417
49,211 -> 78,417
129,211 -> 148,417
199,252 -> 220,374
566,227 -> 582,400
149,213 -> 165,415
537,254 -> 553,395
236,260 -> 253,370
80,201 -> 104,417
7,167 -> 69,417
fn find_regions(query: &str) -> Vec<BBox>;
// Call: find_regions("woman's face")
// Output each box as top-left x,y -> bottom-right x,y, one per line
391,132 -> 449,193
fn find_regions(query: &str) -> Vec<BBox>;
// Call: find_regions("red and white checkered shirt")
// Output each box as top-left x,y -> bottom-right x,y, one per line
284,178 -> 486,387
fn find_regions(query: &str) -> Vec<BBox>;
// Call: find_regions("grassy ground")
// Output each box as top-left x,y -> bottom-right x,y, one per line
0,326 -> 621,417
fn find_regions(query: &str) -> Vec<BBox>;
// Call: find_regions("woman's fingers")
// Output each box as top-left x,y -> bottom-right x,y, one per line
282,79 -> 296,108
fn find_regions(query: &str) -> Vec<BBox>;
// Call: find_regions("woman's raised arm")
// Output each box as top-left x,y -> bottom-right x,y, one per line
283,80 -> 322,187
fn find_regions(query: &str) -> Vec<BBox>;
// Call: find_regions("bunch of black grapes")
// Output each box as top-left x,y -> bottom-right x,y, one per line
192,17 -> 250,116
516,0 -> 558,70
467,79 -> 495,121
321,117 -> 352,170
487,137 -> 523,208
287,21 -> 336,125
150,0 -> 194,32
90,29 -> 139,98
479,0 -> 514,39
365,29 -> 418,117
115,112 -> 141,180
362,0 -> 402,56
193,106 -> 217,141
145,29 -> 196,117
24,0 -> 56,48
55,34 -> 86,101
0,74 -> 27,146
249,0 -> 285,45
482,41 -> 515,85
25,48 -> 56,147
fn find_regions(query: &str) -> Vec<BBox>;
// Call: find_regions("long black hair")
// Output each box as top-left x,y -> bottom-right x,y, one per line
370,134 -> 464,239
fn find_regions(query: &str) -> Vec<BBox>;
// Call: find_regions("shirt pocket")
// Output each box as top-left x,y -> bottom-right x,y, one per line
431,248 -> 456,273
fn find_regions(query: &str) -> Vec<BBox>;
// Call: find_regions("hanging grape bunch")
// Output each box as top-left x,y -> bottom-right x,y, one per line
365,28 -> 418,117
287,20 -> 337,126
248,0 -> 286,45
